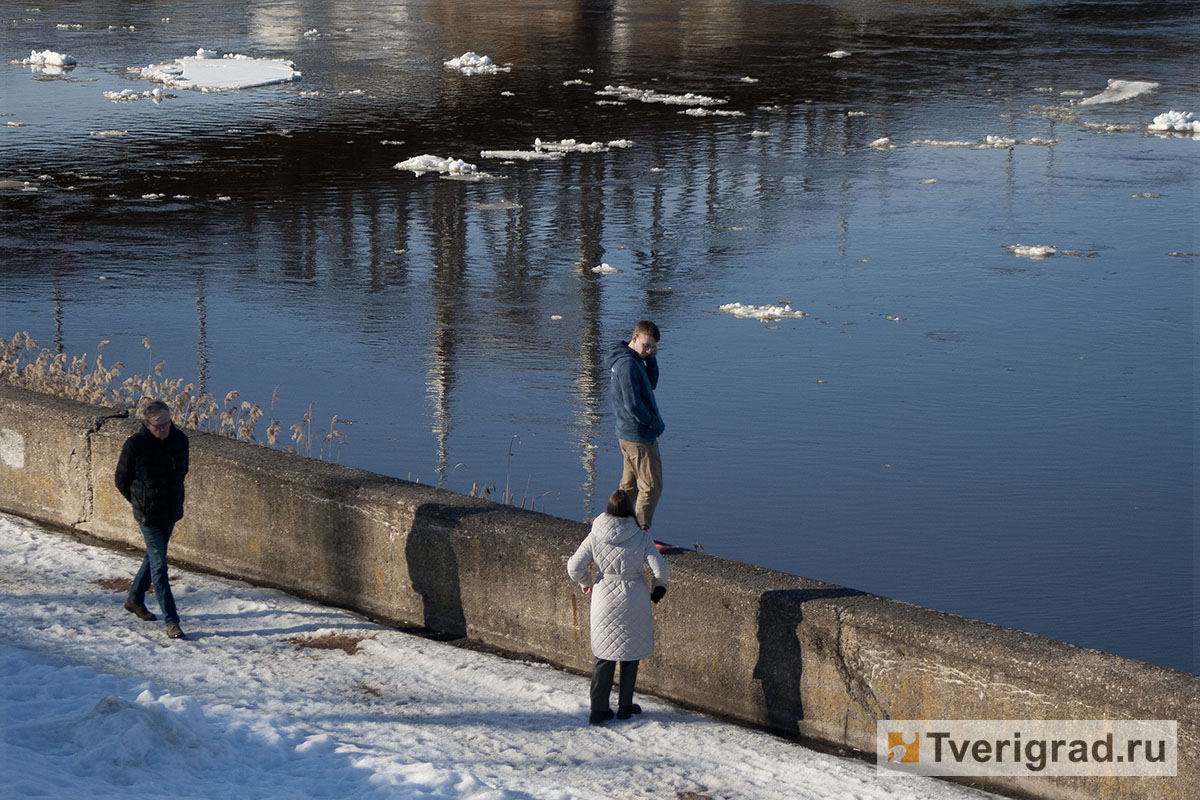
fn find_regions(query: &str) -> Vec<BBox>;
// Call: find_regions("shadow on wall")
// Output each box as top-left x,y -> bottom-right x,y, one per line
405,502 -> 492,639
753,587 -> 865,733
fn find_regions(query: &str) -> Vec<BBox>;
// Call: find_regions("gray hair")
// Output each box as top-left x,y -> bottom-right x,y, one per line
139,400 -> 171,422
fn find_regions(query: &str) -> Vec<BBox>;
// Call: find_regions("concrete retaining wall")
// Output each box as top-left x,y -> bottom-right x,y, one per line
1,381 -> 1195,799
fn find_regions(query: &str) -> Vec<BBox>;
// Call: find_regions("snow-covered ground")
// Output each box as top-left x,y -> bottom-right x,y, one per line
0,512 -> 1001,800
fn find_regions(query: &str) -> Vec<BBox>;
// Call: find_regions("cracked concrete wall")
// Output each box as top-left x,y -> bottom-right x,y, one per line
1,381 -> 1195,800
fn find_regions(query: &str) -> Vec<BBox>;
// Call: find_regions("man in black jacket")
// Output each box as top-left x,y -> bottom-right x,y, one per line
115,400 -> 189,640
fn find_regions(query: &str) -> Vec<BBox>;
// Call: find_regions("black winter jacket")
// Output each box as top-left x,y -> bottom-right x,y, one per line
114,424 -> 189,528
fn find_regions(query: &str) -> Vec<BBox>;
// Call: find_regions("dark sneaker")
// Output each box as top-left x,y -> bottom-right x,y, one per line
616,704 -> 642,720
166,622 -> 186,640
588,708 -> 615,725
124,598 -> 157,621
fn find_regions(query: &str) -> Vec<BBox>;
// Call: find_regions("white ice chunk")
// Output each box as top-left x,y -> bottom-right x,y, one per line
1076,79 -> 1160,107
141,53 -> 301,91
19,49 -> 77,67
825,50 -> 851,58
443,52 -> 510,76
1005,244 -> 1056,259
719,302 -> 809,320
595,85 -> 726,107
394,155 -> 478,176
1148,110 -> 1200,133
869,137 -> 896,149
591,263 -> 620,274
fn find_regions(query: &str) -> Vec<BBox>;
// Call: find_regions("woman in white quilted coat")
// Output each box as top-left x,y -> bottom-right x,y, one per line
568,489 -> 669,724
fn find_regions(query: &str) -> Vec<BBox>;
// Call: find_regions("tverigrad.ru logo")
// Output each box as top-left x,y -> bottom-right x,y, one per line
876,720 -> 1176,778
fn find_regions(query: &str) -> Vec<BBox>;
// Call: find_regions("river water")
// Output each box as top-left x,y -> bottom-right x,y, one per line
1,1 -> 1195,673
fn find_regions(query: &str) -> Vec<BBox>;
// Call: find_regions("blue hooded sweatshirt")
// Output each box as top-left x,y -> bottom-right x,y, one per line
607,341 -> 665,443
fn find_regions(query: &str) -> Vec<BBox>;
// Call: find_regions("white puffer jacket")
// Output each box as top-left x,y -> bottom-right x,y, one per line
567,513 -> 669,661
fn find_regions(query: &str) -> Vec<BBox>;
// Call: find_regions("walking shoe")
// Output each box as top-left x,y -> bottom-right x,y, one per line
124,598 -> 157,621
588,708 -> 615,725
616,704 -> 642,720
166,622 -> 186,640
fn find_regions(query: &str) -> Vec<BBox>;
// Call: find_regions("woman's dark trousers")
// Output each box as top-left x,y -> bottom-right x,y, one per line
591,658 -> 639,712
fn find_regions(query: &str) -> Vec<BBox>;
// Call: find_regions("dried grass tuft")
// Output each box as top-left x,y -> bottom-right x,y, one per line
0,331 -> 345,460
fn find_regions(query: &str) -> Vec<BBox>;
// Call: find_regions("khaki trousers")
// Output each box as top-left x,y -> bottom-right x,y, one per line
618,439 -> 663,530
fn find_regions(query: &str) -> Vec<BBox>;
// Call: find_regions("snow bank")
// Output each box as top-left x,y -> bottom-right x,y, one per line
719,302 -> 809,320
1148,110 -> 1200,134
0,513 -> 994,800
394,155 -> 478,176
1076,79 -> 1159,107
140,49 -> 301,91
1005,244 -> 1056,259
595,85 -> 727,107
443,52 -> 510,76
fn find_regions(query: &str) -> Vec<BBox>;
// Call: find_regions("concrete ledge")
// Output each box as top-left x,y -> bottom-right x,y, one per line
1,381 -> 1195,800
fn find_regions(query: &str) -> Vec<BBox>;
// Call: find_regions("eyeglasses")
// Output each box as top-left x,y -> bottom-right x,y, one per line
146,419 -> 171,431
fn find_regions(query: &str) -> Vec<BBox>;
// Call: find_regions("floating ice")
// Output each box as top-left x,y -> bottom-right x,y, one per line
912,136 -> 1056,149
394,155 -> 478,176
921,179 -> 937,184
443,52 -> 509,76
591,263 -> 620,274
1005,244 -> 1056,259
90,130 -> 128,137
103,88 -> 167,103
141,51 -> 301,91
740,76 -> 759,83
718,302 -> 809,320
1148,110 -> 1200,134
480,138 -> 631,160
751,130 -> 772,137
681,107 -> 744,117
868,137 -> 895,149
562,79 -> 589,86
18,49 -> 77,67
1076,79 -> 1160,107
303,28 -> 319,38
595,85 -> 726,107
847,110 -> 869,117
825,50 -> 851,58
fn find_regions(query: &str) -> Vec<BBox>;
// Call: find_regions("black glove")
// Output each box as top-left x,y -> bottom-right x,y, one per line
650,585 -> 667,604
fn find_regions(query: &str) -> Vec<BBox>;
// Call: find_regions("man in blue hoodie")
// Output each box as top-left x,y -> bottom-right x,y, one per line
607,320 -> 665,531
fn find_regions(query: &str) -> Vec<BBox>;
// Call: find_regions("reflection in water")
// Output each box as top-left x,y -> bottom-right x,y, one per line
1,0 -> 1195,672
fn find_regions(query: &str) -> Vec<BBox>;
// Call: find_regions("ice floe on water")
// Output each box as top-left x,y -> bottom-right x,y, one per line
1148,110 -> 1200,134
394,155 -> 481,178
140,50 -> 301,92
591,263 -> 620,274
595,85 -> 727,107
16,49 -> 77,67
912,136 -> 1056,149
103,88 -> 169,103
443,52 -> 509,76
1076,79 -> 1159,107
868,137 -> 896,149
825,50 -> 851,59
1005,244 -> 1056,259
718,302 -> 809,321
479,138 -> 632,161
681,108 -> 744,117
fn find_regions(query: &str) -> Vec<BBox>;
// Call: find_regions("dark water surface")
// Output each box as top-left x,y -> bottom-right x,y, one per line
2,1 -> 1196,672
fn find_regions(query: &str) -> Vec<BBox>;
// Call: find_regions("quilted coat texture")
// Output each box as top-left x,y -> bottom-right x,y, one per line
567,513 -> 669,661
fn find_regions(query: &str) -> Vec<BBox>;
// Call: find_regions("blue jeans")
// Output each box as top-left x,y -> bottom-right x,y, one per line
128,523 -> 178,624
